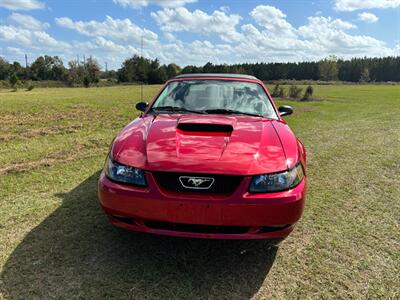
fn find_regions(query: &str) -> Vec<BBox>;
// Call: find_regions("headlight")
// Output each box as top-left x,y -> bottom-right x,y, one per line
105,157 -> 146,186
249,162 -> 304,193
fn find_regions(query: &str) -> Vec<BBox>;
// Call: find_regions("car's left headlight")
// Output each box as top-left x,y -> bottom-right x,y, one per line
249,162 -> 304,193
104,156 -> 146,186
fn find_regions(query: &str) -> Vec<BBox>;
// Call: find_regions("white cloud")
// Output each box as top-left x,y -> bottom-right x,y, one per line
8,13 -> 49,30
113,0 -> 196,9
2,46 -> 25,57
74,37 -> 139,57
220,6 -> 230,13
55,16 -> 158,45
250,5 -> 296,38
358,12 -> 379,23
159,39 -> 234,66
164,32 -> 177,42
151,7 -> 242,42
0,25 -> 70,50
335,0 -> 400,11
234,14 -> 392,63
297,16 -> 388,57
0,25 -> 139,69
0,0 -> 45,10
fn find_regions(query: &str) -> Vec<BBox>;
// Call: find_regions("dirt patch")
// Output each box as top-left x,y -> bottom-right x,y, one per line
296,106 -> 317,113
0,125 -> 83,142
0,108 -> 102,126
0,140 -> 107,175
0,156 -> 85,175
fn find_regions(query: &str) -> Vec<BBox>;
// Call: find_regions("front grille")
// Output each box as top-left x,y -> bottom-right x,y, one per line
153,172 -> 243,194
144,221 -> 250,234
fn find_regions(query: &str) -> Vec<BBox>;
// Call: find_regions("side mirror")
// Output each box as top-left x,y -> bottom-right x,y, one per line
278,105 -> 293,117
136,102 -> 148,112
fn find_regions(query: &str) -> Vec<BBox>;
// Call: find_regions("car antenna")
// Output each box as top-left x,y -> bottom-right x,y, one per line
140,34 -> 144,103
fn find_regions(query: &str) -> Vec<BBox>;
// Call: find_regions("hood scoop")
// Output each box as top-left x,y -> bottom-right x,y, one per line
177,123 -> 233,133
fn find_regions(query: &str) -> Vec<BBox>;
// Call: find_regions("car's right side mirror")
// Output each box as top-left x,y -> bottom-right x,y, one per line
136,102 -> 149,112
278,105 -> 293,117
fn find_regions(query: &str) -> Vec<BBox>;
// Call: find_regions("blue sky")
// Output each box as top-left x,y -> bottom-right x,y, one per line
0,0 -> 399,69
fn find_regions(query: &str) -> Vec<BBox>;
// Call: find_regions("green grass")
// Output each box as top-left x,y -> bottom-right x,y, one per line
0,84 -> 399,299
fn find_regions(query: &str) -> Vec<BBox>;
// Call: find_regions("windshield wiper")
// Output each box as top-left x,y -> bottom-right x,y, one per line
204,109 -> 263,118
149,106 -> 206,114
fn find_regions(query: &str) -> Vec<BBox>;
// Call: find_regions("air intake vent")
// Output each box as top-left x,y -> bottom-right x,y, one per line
177,123 -> 233,132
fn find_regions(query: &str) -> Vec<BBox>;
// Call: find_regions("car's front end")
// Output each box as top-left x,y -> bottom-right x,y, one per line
98,74 -> 306,239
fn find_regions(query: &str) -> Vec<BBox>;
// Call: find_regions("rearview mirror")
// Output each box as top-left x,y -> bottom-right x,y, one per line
278,105 -> 293,117
136,102 -> 148,112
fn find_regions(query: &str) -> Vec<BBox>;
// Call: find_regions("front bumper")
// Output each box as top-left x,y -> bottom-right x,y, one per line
98,171 -> 306,239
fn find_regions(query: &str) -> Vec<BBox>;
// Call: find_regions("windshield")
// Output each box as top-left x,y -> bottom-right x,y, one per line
151,80 -> 278,119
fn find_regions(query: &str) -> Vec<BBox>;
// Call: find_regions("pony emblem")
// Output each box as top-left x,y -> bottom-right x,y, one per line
179,176 -> 215,189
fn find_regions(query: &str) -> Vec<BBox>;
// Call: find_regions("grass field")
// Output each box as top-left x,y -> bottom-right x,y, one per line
0,84 -> 399,299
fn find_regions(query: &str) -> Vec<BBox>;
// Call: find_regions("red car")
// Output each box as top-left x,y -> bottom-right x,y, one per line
98,74 -> 306,240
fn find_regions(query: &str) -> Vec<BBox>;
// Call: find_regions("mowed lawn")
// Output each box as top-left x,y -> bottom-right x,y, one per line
0,84 -> 399,299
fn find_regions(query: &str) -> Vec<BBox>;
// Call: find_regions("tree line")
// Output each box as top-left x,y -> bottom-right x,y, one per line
181,56 -> 400,82
0,55 -> 103,88
0,54 -> 399,88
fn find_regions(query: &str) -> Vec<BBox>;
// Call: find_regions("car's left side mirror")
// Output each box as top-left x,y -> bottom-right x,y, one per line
278,105 -> 293,117
136,102 -> 149,112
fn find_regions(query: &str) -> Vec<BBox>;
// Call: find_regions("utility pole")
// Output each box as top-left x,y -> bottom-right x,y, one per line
77,54 -> 80,66
105,61 -> 108,73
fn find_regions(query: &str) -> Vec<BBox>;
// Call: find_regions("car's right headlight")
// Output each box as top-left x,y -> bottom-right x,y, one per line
104,156 -> 146,186
249,162 -> 304,193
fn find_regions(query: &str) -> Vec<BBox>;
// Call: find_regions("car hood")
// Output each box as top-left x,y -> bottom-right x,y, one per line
112,114 -> 298,175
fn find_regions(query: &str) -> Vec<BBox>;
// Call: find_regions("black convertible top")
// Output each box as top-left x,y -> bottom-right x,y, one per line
174,73 -> 258,80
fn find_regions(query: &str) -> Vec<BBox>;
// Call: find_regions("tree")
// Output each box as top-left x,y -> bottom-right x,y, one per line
181,65 -> 201,74
289,85 -> 302,99
359,67 -> 370,82
9,62 -> 25,79
9,73 -> 19,89
117,55 -> 171,84
65,58 -> 100,87
148,68 -> 164,84
67,60 -> 84,86
271,84 -> 285,98
67,60 -> 83,86
301,85 -> 314,101
166,63 -> 181,79
85,57 -> 101,85
83,75 -> 90,88
0,57 -> 10,80
203,62 -> 214,73
118,55 -> 149,82
319,55 -> 338,81
30,55 -> 66,81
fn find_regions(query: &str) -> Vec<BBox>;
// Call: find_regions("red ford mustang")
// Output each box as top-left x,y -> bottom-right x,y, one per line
98,74 -> 306,239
